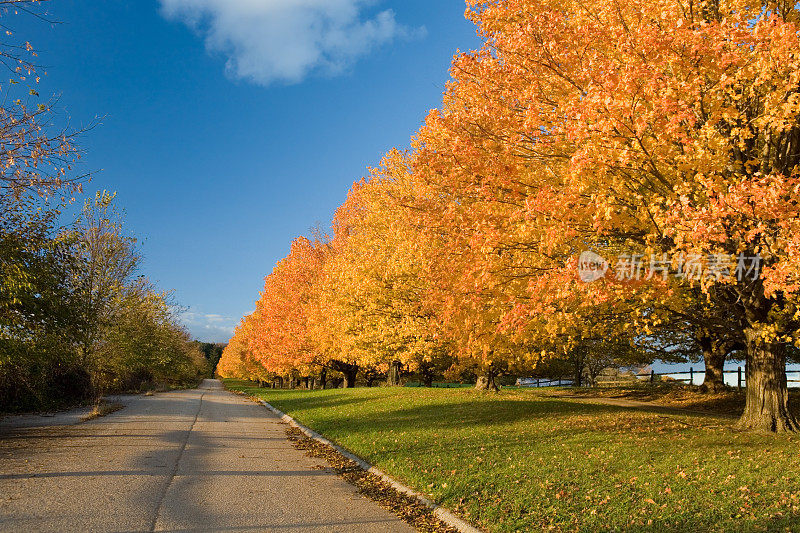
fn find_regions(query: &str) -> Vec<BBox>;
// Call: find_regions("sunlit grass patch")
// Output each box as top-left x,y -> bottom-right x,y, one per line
225,379 -> 800,532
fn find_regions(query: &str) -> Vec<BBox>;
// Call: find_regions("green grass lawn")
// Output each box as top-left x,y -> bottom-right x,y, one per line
224,379 -> 800,532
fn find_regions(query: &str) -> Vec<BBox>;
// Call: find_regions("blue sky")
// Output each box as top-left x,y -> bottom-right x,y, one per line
20,1 -> 481,342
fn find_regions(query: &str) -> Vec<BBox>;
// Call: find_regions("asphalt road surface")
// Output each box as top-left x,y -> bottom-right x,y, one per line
0,379 -> 413,532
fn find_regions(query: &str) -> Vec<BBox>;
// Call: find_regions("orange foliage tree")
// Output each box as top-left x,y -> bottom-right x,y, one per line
409,0 -> 800,430
314,151 -> 453,386
223,0 -> 800,432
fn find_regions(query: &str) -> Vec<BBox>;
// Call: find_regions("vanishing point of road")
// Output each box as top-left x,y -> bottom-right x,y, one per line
0,379 -> 412,532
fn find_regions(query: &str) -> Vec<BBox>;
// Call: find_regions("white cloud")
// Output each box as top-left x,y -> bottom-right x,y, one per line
159,0 -> 421,86
181,311 -> 236,342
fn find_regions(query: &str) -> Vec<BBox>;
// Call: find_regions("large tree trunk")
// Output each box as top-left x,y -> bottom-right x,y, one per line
343,367 -> 358,388
572,352 -> 584,388
475,367 -> 500,391
699,336 -> 727,393
319,368 -> 327,389
421,362 -> 434,388
736,329 -> 798,432
387,360 -> 403,386
329,361 -> 359,388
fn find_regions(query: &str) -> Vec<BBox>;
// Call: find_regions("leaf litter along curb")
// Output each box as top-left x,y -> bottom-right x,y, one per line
80,401 -> 124,422
227,389 -> 458,533
284,425 -> 458,533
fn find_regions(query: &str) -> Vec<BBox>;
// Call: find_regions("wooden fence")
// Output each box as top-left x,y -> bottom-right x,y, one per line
631,367 -> 800,389
518,368 -> 800,389
515,377 -> 574,388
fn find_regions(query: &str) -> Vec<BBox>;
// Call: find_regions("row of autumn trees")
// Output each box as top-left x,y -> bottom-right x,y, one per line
0,1 -> 208,411
221,0 -> 800,432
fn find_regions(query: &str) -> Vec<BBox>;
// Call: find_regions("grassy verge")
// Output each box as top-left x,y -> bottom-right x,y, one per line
225,379 -> 800,532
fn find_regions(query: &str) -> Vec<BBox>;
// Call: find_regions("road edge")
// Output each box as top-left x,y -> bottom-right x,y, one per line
257,399 -> 484,533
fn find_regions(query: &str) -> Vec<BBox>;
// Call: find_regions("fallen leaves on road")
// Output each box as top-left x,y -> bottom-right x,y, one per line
285,426 -> 458,533
81,401 -> 124,422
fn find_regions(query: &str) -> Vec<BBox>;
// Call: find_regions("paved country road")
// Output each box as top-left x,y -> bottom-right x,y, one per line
0,379 -> 413,532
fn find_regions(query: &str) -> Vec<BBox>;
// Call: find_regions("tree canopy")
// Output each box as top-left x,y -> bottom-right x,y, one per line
219,0 -> 800,432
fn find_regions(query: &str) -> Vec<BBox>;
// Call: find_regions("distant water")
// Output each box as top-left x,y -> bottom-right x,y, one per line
650,362 -> 800,388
